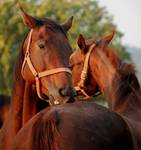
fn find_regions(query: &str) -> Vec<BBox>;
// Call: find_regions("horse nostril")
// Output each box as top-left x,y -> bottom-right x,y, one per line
59,88 -> 68,97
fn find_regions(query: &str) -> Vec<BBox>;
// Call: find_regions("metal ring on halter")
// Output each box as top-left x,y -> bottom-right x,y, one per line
21,29 -> 72,102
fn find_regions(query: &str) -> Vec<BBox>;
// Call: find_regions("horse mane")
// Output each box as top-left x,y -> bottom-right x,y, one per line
0,32 -> 28,149
107,48 -> 141,110
112,62 -> 140,99
13,51 -> 24,80
85,37 -> 140,94
117,63 -> 140,90
9,33 -> 29,103
91,44 -> 141,112
106,47 -> 140,92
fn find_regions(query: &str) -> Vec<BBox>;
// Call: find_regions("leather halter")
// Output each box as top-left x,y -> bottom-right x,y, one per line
21,29 -> 72,101
74,43 -> 97,98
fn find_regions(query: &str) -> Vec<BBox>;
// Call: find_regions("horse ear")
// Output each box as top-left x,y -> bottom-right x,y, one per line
103,31 -> 115,45
98,31 -> 115,50
62,16 -> 73,31
77,34 -> 87,53
19,7 -> 41,28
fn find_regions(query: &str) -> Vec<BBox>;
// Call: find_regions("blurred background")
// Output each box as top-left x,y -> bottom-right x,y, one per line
0,0 -> 141,100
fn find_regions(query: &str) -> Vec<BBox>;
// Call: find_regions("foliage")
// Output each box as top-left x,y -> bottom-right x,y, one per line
0,0 -> 130,94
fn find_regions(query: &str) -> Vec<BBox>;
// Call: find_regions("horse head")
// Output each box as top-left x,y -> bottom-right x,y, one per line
69,32 -> 114,97
20,8 -> 76,105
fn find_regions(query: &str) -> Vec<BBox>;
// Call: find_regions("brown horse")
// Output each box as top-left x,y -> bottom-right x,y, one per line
12,101 -> 133,150
0,8 -> 76,150
11,34 -> 134,150
69,33 -> 141,149
0,94 -> 10,128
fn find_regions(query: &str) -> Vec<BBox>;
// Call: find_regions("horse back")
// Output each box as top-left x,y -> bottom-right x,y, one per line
12,100 -> 133,150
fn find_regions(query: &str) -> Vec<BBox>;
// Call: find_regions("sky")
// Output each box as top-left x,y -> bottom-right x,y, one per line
98,0 -> 141,48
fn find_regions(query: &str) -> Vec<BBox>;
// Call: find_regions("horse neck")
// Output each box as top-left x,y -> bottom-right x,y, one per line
90,50 -> 141,117
11,78 -> 48,127
22,82 -> 38,125
109,63 -> 141,117
22,82 -> 48,125
89,50 -> 116,98
0,51 -> 47,149
0,70 -> 25,149
0,74 -> 47,149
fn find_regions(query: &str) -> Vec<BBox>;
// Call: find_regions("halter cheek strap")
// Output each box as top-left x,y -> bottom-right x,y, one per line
21,29 -> 72,101
74,43 -> 96,99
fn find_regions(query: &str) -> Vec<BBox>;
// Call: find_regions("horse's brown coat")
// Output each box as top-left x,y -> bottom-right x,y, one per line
12,33 -> 135,150
0,9 -> 74,149
12,101 -> 133,150
70,33 -> 141,149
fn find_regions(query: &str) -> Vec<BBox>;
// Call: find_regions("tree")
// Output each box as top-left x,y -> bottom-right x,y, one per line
0,0 -> 130,94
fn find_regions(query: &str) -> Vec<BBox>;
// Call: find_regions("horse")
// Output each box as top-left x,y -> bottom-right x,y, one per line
69,32 -> 141,149
12,101 -> 133,150
0,8 -> 76,150
11,33 -> 134,150
0,94 -> 10,128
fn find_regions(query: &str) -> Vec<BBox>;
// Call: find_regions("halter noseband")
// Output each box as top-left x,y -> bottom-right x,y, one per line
21,29 -> 72,103
74,43 -> 100,99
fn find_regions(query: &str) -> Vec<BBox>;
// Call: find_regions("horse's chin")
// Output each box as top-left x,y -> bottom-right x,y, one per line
42,88 -> 76,105
40,93 -> 59,105
40,90 -> 59,105
48,95 -> 75,106
48,95 -> 60,105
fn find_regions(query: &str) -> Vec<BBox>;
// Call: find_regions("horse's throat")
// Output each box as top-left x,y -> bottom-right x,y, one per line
22,82 -> 48,125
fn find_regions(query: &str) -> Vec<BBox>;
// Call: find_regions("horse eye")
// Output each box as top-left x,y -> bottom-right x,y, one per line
38,43 -> 45,49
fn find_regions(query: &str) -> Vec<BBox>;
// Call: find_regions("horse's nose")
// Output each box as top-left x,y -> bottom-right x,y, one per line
59,86 -> 77,98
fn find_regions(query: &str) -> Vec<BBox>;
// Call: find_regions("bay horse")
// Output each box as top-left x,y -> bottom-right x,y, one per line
12,100 -> 133,150
69,33 -> 141,149
0,8 -> 76,150
0,94 -> 10,128
11,34 -> 133,150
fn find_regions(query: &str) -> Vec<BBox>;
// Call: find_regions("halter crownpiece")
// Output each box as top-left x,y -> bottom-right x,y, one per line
74,43 -> 96,99
21,29 -> 72,104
